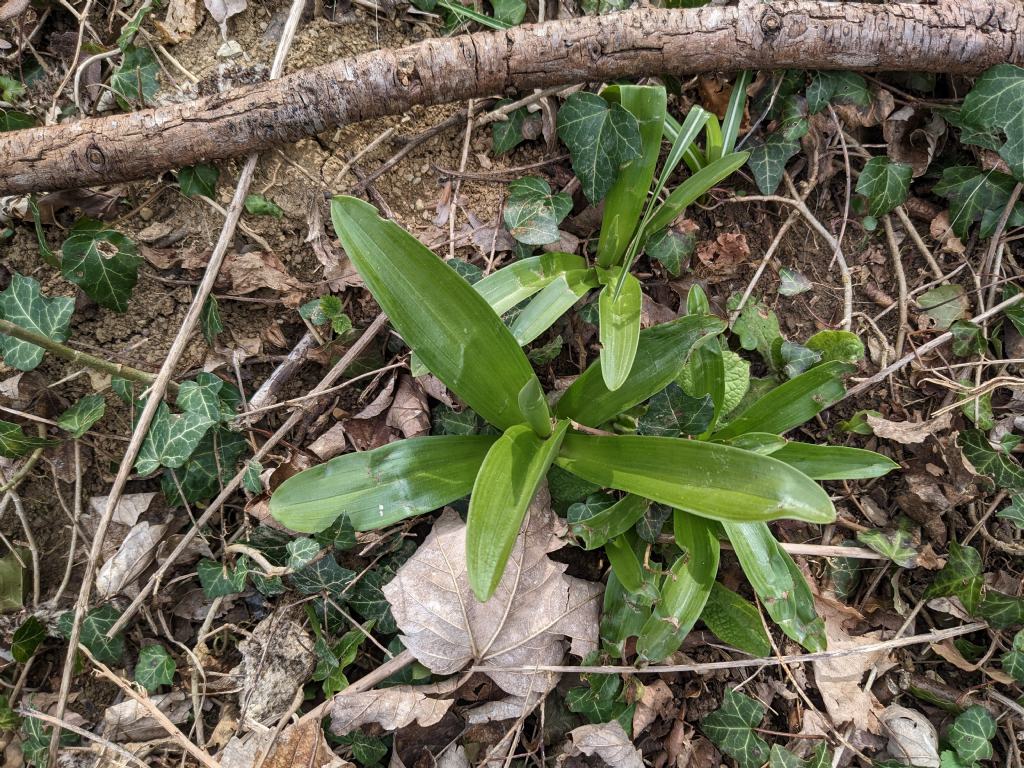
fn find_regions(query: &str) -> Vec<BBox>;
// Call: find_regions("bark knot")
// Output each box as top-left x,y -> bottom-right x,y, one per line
759,7 -> 782,37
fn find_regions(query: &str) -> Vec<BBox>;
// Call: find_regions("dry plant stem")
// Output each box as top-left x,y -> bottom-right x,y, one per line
83,647 -> 221,768
895,205 -> 944,280
47,1 -> 308,759
844,289 -> 1024,401
731,208 -> 801,322
476,621 -> 986,676
18,708 -> 150,768
983,182 -> 1023,309
0,318 -> 171,392
883,214 -> 910,356
4,2 -> 1023,193
108,313 -> 389,636
244,331 -> 319,418
295,648 -> 416,727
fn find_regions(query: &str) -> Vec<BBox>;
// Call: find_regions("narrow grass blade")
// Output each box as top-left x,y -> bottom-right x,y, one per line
270,435 -> 496,532
467,420 -> 569,601
555,433 -> 836,525
331,196 -> 545,431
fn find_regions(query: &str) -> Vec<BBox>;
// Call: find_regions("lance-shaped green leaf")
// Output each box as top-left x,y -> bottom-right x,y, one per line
595,85 -> 666,268
60,219 -> 140,312
509,269 -> 596,345
555,433 -> 835,525
557,91 -> 643,204
598,273 -> 642,391
0,273 -> 74,371
719,71 -> 752,157
771,443 -> 898,480
723,521 -> 826,651
271,435 -> 496,533
713,361 -> 853,440
466,420 -> 568,600
558,314 -> 725,427
331,195 -> 545,431
0,420 -> 57,459
474,252 -> 588,315
700,583 -> 772,656
569,493 -> 649,550
636,511 -> 719,662
605,531 -> 656,599
686,334 -> 726,433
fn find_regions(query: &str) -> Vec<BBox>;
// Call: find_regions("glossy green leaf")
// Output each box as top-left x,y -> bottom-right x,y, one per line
960,64 -> 1024,180
771,443 -> 898,480
720,71 -> 751,157
12,616 -> 45,663
509,269 -> 595,345
58,604 -> 124,665
679,348 -> 750,418
725,432 -> 788,455
702,689 -> 770,768
0,273 -> 74,371
556,433 -> 835,525
949,706 -> 996,764
978,590 -> 1024,628
686,334 -> 726,432
200,295 -> 222,345
135,645 -> 176,692
723,521 -> 826,651
178,164 -> 218,198
700,583 -> 772,656
517,377 -> 552,438
466,420 -> 568,600
713,361 -> 854,440
569,492 -> 648,550
135,402 -> 216,475
58,394 -> 106,438
474,252 -> 588,315
0,420 -> 56,459
598,273 -> 642,391
605,532 -> 654,598
805,329 -> 865,364
558,314 -> 725,427
291,556 -> 354,597
197,557 -> 248,597
502,177 -> 572,245
951,320 -> 986,357
636,512 -> 719,661
600,569 -> 656,658
161,427 -> 247,507
244,194 -> 283,218
748,133 -> 803,194
959,428 -> 1024,492
332,195 -> 543,430
595,85 -> 667,267
557,91 -> 643,204
730,294 -> 783,362
925,541 -> 983,613
933,166 -> 1021,239
110,46 -> 159,107
645,226 -> 695,275
271,435 -> 496,533
60,218 -> 140,312
637,384 -> 714,437
491,99 -> 528,154
857,524 -> 919,568
856,157 -> 912,216
807,71 -> 871,113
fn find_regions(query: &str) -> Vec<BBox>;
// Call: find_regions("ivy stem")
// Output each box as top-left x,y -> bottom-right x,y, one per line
0,318 -> 177,394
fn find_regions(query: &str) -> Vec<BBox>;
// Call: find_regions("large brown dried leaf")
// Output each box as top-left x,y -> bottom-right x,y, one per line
382,488 -> 601,698
386,375 -> 430,438
330,688 -> 453,736
96,521 -> 167,598
564,722 -> 643,768
225,251 -> 307,305
866,412 -> 952,445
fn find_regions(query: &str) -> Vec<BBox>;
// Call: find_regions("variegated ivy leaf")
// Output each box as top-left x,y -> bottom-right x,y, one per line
242,459 -> 263,493
0,273 -> 74,371
997,495 -> 1024,529
176,372 -> 239,422
491,99 -> 529,155
12,615 -> 46,663
977,590 -> 1024,629
557,91 -> 642,203
806,70 -> 871,114
645,227 -> 695,276
57,604 -> 124,665
200,295 -> 223,345
776,340 -> 821,379
286,538 -> 321,570
933,166 -> 1023,240
0,420 -> 57,459
960,64 -> 1024,180
135,644 -> 176,692
162,427 -> 248,507
135,402 -> 217,476
855,157 -> 912,217
925,541 -> 984,613
948,706 -> 995,764
729,294 -> 783,363
110,46 -> 159,108
856,525 -> 918,568
747,95 -> 808,194
778,268 -> 811,296
57,394 -> 106,438
702,689 -> 770,768
178,164 -> 219,198
637,384 -> 714,437
1001,630 -> 1024,682
290,556 -> 354,597
60,219 -> 140,312
959,428 -> 1024,493
197,557 -> 248,598
503,177 -> 572,245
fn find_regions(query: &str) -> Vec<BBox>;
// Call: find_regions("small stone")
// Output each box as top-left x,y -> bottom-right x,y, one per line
414,198 -> 425,211
217,40 -> 243,59
139,207 -> 154,222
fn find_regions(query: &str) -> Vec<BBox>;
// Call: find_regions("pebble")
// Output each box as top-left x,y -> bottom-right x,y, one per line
414,198 -> 425,211
139,207 -> 153,221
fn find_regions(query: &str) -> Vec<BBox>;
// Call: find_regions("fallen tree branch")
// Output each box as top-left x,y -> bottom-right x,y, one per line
2,1 -> 1022,194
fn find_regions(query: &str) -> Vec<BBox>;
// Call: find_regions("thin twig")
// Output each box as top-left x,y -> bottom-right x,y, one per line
883,214 -> 910,357
18,708 -> 150,768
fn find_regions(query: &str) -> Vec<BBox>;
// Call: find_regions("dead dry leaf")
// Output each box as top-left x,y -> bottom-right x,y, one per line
696,233 -> 750,277
225,251 -> 307,303
203,0 -> 245,34
153,0 -> 199,44
330,688 -> 453,736
308,423 -> 348,461
386,375 -> 430,438
96,521 -> 167,598
383,486 -> 601,699
866,412 -> 952,445
563,722 -> 643,768
103,692 -> 190,742
632,679 -> 674,738
812,596 -> 892,734
234,609 -> 315,725
263,719 -> 352,768
89,492 -> 157,527
929,212 -> 966,255
880,705 -> 940,768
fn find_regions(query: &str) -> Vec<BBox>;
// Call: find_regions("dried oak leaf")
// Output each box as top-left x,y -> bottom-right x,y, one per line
695,233 -> 750,278
225,251 -> 307,306
330,688 -> 453,736
382,488 -> 601,699
562,722 -> 644,768
866,412 -> 952,445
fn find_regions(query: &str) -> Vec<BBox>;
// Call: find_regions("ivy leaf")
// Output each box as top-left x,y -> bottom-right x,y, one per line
0,273 -> 74,371
729,294 -> 783,363
807,71 -> 871,113
580,0 -> 630,12
778,268 -> 811,296
348,564 -> 398,634
645,227 -> 696,276
933,166 -> 1021,240
977,591 -> 1024,629
805,330 -> 865,364
566,670 -> 630,725
286,538 -> 322,570
856,157 -> 912,216
948,706 -> 995,764
200,295 -> 222,345
21,715 -> 76,767
950,320 -> 986,357
959,428 -> 1024,493
178,164 -> 219,198
314,516 -> 357,551
702,689 -> 770,768
0,110 -> 35,131
0,695 -> 20,732
242,459 -> 263,493
770,743 -> 832,768
58,394 -> 106,438
290,555 -> 354,597
135,402 -> 217,476
337,732 -> 389,766
960,64 -> 1024,180
748,134 -> 802,195
110,46 -> 159,108
1000,630 -> 1024,682
997,495 -> 1024,529
116,3 -> 153,51
919,284 -> 969,330
777,340 -> 821,379
197,557 -> 248,598
503,177 -> 572,245
176,372 -> 238,422
135,644 -> 176,692
856,525 -> 918,568
244,194 -> 283,218
557,91 -> 642,203
0,420 -> 56,459
491,100 -> 528,154
638,384 -> 714,437
0,74 -> 25,102
924,541 -> 983,613
490,0 -> 525,27
12,615 -> 46,663
60,218 -> 140,312
161,427 -> 248,507
58,604 -> 125,664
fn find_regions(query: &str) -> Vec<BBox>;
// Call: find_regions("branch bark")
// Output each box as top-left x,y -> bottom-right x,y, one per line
1,1 -> 1022,194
